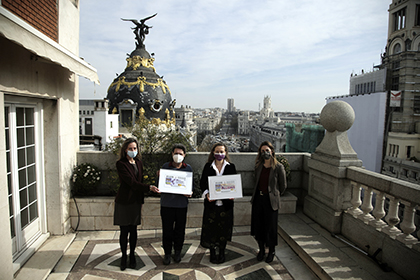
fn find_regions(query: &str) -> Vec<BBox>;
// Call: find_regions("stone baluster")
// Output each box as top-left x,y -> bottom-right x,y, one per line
383,196 -> 402,239
396,202 -> 419,247
347,181 -> 363,218
358,187 -> 375,224
369,191 -> 387,230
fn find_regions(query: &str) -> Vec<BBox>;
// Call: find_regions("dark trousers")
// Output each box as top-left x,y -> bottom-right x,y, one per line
161,206 -> 188,255
252,193 -> 278,248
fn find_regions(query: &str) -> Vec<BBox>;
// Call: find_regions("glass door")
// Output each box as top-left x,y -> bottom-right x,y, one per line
5,104 -> 44,259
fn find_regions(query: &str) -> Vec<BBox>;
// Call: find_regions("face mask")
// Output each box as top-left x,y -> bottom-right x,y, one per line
173,154 -> 184,163
214,153 -> 225,161
127,150 -> 138,158
262,151 -> 271,160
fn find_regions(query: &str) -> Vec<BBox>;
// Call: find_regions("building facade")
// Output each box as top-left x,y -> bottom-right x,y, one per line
0,1 -> 98,278
227,98 -> 235,113
379,0 -> 420,182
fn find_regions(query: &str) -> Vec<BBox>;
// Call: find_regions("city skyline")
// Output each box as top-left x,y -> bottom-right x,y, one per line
79,0 -> 389,114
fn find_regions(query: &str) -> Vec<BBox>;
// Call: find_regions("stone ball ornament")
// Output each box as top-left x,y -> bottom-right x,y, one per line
320,101 -> 355,132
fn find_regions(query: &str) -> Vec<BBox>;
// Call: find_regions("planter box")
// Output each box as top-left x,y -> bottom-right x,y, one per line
69,193 -> 297,230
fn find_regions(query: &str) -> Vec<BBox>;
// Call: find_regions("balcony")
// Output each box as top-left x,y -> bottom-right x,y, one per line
16,101 -> 420,280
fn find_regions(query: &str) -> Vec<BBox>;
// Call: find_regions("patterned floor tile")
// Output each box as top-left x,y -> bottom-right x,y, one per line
67,232 -> 293,280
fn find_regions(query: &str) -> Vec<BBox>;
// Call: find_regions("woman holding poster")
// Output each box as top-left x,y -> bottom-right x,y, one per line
200,142 -> 237,264
113,138 -> 159,270
251,141 -> 287,263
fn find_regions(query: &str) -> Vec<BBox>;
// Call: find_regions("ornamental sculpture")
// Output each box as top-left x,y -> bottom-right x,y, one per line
107,13 -> 176,126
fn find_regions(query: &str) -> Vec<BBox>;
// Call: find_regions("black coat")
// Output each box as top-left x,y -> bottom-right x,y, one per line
115,157 -> 150,205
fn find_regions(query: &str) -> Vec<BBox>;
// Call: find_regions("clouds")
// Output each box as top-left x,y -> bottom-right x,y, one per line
79,0 -> 390,113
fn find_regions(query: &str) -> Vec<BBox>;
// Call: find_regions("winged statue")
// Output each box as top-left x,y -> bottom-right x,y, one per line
122,13 -> 157,47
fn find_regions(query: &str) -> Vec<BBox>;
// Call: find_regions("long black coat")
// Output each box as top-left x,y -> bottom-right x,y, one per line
115,157 -> 150,205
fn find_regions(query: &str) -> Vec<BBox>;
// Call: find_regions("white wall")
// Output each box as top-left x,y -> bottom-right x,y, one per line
327,92 -> 387,173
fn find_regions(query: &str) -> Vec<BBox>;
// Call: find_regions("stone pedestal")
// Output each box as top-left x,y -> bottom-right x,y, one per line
304,101 -> 363,233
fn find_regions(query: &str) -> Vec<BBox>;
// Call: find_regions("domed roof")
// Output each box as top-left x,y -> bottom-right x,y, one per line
106,14 -> 175,125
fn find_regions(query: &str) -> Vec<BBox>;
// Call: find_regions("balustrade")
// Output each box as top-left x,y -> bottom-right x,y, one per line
349,180 -> 419,247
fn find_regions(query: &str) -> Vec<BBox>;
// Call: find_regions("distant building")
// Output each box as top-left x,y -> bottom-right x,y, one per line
349,68 -> 386,95
227,98 -> 235,113
79,99 -> 95,135
248,96 -> 285,151
78,99 -> 120,149
238,111 -> 252,135
174,105 -> 197,146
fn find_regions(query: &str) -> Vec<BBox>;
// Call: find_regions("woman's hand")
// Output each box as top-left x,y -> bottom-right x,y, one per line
206,193 -> 214,202
150,185 -> 160,193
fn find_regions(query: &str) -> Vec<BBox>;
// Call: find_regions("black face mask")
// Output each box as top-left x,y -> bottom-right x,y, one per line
262,151 -> 271,160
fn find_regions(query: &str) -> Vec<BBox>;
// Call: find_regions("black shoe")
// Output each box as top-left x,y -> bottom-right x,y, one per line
257,250 -> 265,261
210,247 -> 218,264
120,256 -> 127,271
173,250 -> 181,263
163,254 -> 171,265
265,251 -> 275,263
129,255 -> 136,269
218,248 -> 225,264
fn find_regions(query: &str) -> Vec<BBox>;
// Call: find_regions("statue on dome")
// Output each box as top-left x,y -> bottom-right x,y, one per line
121,13 -> 157,47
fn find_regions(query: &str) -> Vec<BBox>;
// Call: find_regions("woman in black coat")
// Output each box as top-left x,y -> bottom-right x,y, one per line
113,138 -> 158,270
200,142 -> 237,264
251,141 -> 287,263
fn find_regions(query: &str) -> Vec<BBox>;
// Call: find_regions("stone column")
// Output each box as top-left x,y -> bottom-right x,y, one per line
304,101 -> 363,233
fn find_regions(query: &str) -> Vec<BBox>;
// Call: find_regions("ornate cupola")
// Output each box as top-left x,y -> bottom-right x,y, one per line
106,13 -> 176,126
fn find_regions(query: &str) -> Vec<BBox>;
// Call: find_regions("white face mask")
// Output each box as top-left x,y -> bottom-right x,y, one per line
173,154 -> 184,163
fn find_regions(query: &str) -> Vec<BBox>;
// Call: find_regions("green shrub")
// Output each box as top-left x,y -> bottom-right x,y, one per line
71,163 -> 101,196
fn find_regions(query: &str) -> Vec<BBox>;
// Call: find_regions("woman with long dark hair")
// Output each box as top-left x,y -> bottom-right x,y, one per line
251,141 -> 287,263
113,138 -> 158,270
200,142 -> 237,264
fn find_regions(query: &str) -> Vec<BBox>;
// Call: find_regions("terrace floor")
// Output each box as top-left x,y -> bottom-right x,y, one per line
14,208 -> 406,280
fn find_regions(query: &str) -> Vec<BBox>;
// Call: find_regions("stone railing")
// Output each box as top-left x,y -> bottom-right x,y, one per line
303,100 -> 420,280
346,166 -> 420,247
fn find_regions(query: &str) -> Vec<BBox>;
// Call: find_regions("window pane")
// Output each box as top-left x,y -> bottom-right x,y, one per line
26,127 -> 34,145
27,166 -> 36,185
6,151 -> 10,172
20,189 -> 28,209
5,106 -> 9,128
27,146 -> 35,165
28,183 -> 37,203
29,202 -> 38,222
18,168 -> 26,189
10,218 -> 15,238
8,173 -> 12,194
25,108 -> 34,125
5,128 -> 9,150
20,208 -> 28,229
9,196 -> 14,219
18,148 -> 26,168
17,128 -> 25,147
16,107 -> 24,126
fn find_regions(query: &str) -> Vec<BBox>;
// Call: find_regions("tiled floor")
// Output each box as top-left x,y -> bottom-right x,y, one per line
60,227 -> 295,280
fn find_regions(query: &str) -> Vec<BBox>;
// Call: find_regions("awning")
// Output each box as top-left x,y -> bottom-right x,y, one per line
0,8 -> 100,84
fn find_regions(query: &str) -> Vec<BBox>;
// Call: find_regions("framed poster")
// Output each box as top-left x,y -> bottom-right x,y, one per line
208,174 -> 242,200
158,169 -> 193,195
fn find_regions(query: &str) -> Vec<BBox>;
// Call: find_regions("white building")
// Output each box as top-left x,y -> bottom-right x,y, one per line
0,1 -> 98,279
327,92 -> 387,173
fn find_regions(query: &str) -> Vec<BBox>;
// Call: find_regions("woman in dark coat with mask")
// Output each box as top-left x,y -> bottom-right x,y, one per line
251,141 -> 287,263
113,138 -> 158,270
200,142 -> 237,264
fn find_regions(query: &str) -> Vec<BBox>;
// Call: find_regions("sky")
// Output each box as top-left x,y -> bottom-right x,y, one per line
79,0 -> 390,114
